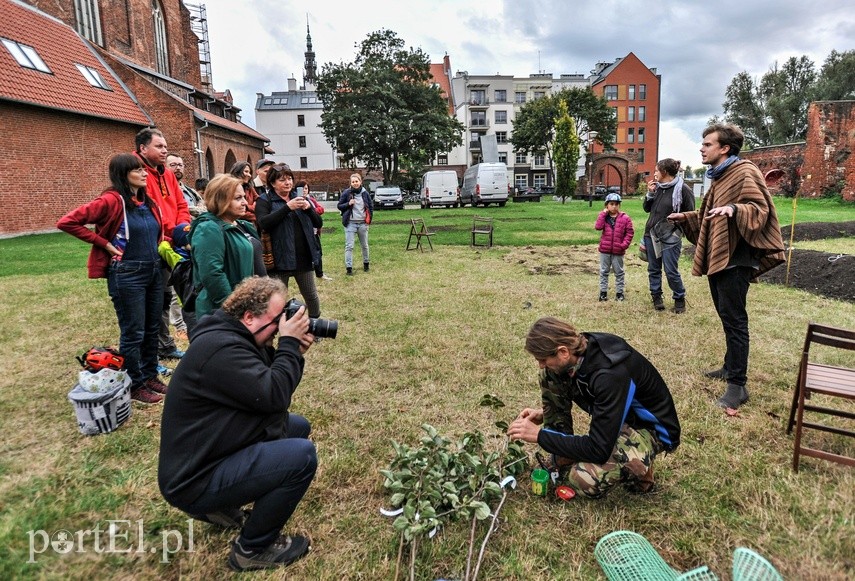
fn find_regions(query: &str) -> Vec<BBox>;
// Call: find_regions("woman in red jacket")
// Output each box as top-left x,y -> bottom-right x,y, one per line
57,153 -> 168,404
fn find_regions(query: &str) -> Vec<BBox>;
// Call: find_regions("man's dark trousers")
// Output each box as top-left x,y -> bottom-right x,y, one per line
178,414 -> 317,549
708,266 -> 752,387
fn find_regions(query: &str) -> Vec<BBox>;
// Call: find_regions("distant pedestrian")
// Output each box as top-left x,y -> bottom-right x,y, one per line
594,193 -> 634,301
643,158 -> 695,313
668,123 -> 784,410
337,173 -> 373,276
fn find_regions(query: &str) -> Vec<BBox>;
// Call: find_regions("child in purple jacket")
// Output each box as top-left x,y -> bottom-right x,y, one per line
595,193 -> 634,301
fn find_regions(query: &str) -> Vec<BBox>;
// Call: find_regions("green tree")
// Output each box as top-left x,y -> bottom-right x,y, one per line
315,30 -> 463,185
511,87 -> 616,182
553,101 -> 580,203
722,56 -> 817,147
815,49 -> 855,100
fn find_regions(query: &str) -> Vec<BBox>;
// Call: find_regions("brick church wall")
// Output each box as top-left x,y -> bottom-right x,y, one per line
0,102 -> 141,235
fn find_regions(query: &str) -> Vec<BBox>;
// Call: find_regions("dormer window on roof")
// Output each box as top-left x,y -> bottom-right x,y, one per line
75,63 -> 111,90
1,38 -> 51,74
300,97 -> 317,104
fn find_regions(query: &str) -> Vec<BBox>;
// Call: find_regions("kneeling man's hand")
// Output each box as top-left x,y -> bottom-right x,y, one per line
279,305 -> 315,352
507,415 -> 541,443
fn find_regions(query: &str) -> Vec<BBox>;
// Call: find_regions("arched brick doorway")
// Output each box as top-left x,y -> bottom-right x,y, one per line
224,149 -> 236,174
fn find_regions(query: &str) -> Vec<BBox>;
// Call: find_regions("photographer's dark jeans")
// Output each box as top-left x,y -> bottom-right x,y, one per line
708,266 -> 752,387
107,260 -> 163,386
645,235 -> 686,299
179,414 -> 317,550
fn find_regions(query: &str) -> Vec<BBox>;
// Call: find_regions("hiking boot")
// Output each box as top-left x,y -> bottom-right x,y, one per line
703,367 -> 728,381
346,267 -> 353,276
598,292 -> 608,302
672,297 -> 686,314
717,384 -> 750,409
192,508 -> 250,529
363,262 -> 370,272
144,377 -> 169,394
652,294 -> 665,311
228,534 -> 311,572
131,387 -> 163,405
615,293 -> 625,302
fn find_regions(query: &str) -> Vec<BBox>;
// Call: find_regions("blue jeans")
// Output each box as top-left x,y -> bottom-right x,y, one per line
708,266 -> 752,387
107,260 -> 163,386
178,414 -> 317,550
344,222 -> 369,268
645,235 -> 686,299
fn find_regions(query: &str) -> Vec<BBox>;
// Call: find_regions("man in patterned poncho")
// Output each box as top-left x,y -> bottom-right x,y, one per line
669,123 -> 785,410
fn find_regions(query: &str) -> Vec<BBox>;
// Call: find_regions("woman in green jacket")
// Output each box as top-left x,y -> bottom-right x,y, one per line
190,174 -> 263,318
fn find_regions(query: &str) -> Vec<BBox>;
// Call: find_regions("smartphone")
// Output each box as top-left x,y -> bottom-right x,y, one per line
296,186 -> 304,197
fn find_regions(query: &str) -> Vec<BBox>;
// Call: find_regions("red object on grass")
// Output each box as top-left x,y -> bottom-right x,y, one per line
555,486 -> 575,501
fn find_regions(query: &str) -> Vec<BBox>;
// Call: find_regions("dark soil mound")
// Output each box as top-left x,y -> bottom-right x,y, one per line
686,221 -> 854,303
760,221 -> 854,302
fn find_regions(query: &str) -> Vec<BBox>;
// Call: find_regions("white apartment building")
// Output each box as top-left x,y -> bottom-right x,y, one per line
255,77 -> 337,170
447,71 -> 589,191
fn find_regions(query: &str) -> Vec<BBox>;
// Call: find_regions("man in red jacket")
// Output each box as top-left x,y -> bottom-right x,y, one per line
134,127 -> 191,365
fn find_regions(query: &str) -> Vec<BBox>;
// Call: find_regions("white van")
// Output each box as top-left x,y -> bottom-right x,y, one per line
420,170 -> 459,208
460,163 -> 510,207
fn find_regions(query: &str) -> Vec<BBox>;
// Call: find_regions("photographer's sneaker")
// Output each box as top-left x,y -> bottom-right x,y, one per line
703,367 -> 728,381
228,534 -> 311,571
191,508 -> 250,529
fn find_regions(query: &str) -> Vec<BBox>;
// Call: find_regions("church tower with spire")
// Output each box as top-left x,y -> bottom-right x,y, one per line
303,17 -> 318,90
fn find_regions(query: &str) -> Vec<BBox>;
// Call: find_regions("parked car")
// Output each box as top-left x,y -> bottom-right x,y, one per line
606,185 -> 622,197
593,185 -> 607,200
374,186 -> 404,209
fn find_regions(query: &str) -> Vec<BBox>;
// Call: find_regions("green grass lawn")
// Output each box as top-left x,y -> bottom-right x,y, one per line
0,198 -> 853,580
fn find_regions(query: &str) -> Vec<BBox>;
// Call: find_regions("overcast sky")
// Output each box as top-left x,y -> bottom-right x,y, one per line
200,0 -> 854,169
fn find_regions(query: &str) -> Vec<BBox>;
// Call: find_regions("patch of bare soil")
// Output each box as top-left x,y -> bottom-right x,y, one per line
507,221 -> 854,303
756,221 -> 855,303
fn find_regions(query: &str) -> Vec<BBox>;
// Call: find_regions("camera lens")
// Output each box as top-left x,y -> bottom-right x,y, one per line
308,317 -> 338,339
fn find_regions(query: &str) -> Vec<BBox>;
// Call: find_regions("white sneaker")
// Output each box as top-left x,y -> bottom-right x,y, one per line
321,275 -> 333,281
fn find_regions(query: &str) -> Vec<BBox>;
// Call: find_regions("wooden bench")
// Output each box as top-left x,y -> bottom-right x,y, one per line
406,218 -> 434,251
471,215 -> 493,248
786,322 -> 855,471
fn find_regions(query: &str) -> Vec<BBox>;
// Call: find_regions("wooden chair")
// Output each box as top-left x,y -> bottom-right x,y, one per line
406,217 -> 434,252
471,215 -> 493,248
786,322 -> 855,471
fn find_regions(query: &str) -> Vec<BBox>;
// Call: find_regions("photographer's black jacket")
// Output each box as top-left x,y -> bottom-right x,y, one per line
158,309 -> 305,507
537,333 -> 681,464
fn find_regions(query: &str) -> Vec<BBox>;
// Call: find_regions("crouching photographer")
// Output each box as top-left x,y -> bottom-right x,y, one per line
158,276 -> 318,571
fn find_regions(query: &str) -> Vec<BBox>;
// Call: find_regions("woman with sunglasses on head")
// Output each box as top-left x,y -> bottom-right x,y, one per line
190,174 -> 265,319
58,153 -> 168,404
255,164 -> 324,318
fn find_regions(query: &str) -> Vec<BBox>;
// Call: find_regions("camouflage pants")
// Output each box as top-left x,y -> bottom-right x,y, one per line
561,424 -> 661,499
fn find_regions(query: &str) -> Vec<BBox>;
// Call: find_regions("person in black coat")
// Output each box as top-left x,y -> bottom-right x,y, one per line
158,276 -> 317,571
508,317 -> 681,498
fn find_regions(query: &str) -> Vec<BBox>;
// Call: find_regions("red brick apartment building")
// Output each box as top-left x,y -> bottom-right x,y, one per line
590,52 -> 661,181
0,0 -> 268,236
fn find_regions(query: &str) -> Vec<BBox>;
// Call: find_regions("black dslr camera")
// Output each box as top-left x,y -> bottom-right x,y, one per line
284,298 -> 338,339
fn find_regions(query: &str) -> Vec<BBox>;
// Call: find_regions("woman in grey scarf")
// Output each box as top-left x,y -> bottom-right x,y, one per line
642,158 -> 695,313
